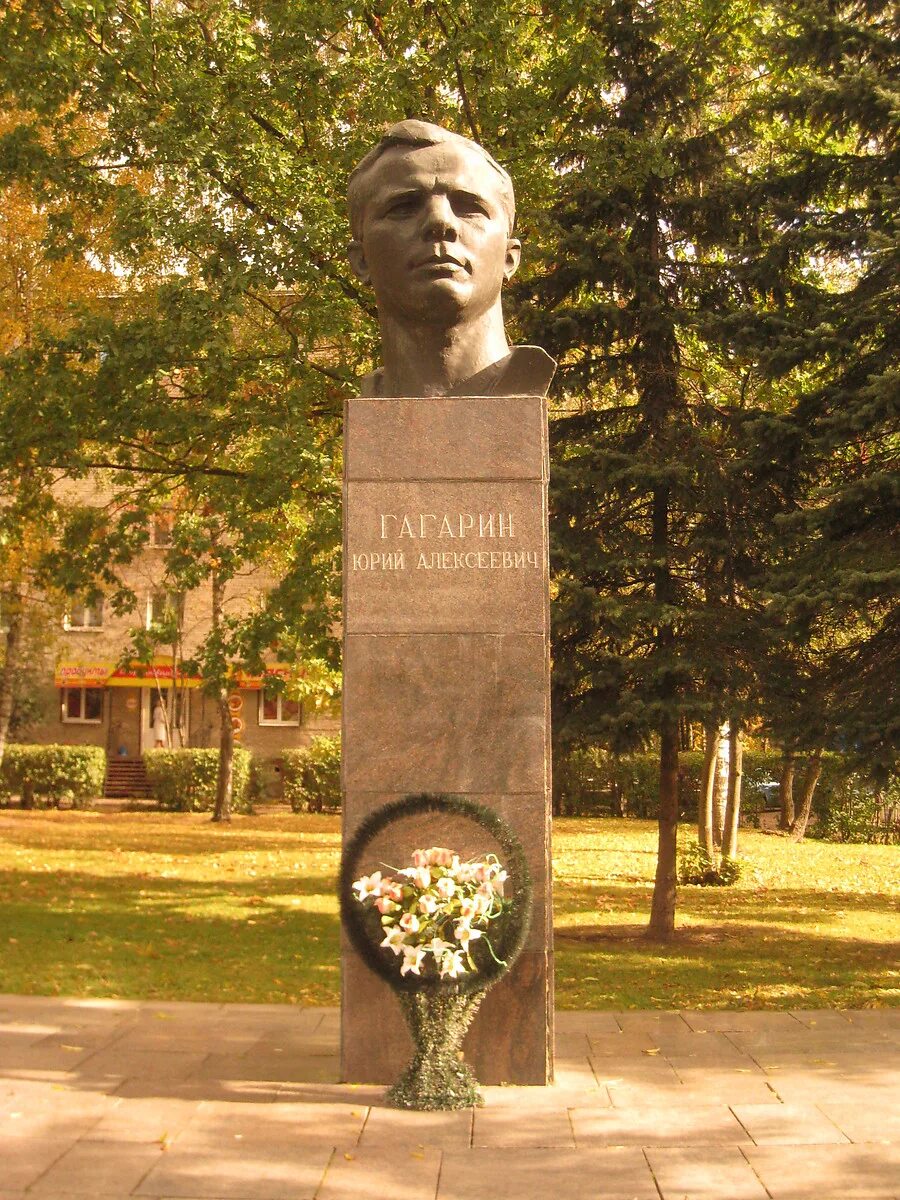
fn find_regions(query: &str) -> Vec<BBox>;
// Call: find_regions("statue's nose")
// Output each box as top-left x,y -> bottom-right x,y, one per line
420,194 -> 458,239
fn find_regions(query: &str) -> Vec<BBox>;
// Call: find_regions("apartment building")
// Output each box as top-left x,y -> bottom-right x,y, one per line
20,477 -> 338,794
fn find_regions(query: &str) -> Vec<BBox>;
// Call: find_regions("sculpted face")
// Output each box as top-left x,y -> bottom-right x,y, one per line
348,140 -> 521,328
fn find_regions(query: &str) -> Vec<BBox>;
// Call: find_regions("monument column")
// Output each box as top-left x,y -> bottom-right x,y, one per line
341,391 -> 553,1086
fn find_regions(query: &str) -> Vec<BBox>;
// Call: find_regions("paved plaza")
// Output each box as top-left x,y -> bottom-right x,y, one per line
1,996 -> 897,1199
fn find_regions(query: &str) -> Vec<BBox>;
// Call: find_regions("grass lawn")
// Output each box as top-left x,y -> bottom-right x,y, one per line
0,809 -> 896,1010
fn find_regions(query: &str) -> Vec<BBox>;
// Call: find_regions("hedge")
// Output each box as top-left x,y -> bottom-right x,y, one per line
556,747 -> 846,823
0,744 -> 106,809
283,736 -> 341,813
143,747 -> 252,813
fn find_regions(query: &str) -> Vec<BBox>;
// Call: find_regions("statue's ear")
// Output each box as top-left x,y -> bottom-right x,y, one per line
348,241 -> 370,284
504,237 -> 522,281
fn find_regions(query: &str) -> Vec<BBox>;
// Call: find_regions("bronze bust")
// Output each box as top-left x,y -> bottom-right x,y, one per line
348,120 -> 555,399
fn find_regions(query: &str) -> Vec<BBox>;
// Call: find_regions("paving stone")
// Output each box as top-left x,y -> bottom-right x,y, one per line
30,1141 -> 165,1194
438,1146 -> 658,1199
135,1144 -> 332,1198
360,1106 -> 472,1149
473,1104 -> 574,1148
732,1102 -> 849,1145
82,1097 -> 200,1144
317,1145 -> 441,1200
79,1049 -> 208,1081
555,1012 -> 621,1036
571,1102 -> 750,1145
816,1101 -> 900,1144
789,1010 -> 855,1030
174,1098 -> 366,1149
646,1145 -> 770,1199
745,1143 -> 900,1199
613,1011 -> 692,1034
554,1032 -> 590,1057
681,1011 -> 804,1034
587,1031 -> 657,1056
664,1071 -> 779,1106
0,1137 -> 76,1190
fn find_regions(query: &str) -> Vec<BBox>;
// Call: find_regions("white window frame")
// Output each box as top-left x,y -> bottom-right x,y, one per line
61,686 -> 104,724
258,692 -> 302,727
64,599 -> 104,631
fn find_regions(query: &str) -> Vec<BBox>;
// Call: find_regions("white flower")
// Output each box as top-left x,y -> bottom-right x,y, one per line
398,911 -> 420,934
424,937 -> 454,959
418,894 -> 438,915
454,921 -> 483,950
353,871 -> 383,901
380,927 -> 407,956
439,949 -> 467,978
435,875 -> 456,900
400,945 -> 426,976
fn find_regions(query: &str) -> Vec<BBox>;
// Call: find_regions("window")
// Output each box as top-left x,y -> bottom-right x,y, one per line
258,693 -> 301,726
61,687 -> 104,723
146,590 -> 183,629
65,599 -> 104,630
150,513 -> 173,547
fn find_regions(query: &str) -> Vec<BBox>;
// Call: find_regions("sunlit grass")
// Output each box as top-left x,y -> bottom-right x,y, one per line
0,810 -> 896,1009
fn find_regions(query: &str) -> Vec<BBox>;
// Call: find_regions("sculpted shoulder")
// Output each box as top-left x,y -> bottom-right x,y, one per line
359,345 -> 556,399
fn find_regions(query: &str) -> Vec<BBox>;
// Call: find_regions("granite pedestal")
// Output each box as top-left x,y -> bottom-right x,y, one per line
341,393 -> 553,1085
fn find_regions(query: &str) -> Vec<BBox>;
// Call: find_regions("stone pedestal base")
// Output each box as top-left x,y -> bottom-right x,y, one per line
341,394 -> 553,1086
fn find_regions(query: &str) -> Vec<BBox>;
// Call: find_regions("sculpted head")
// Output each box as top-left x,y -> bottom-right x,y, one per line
347,120 -> 521,329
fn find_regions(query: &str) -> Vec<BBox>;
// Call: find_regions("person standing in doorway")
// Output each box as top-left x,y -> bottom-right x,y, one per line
152,699 -> 168,749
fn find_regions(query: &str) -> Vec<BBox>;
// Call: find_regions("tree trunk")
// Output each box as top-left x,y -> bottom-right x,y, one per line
210,566 -> 233,823
790,750 -> 823,841
712,726 -> 728,850
648,715 -> 680,940
698,719 -> 720,857
778,752 -> 795,831
0,585 -> 24,765
212,688 -> 234,823
722,719 -> 743,858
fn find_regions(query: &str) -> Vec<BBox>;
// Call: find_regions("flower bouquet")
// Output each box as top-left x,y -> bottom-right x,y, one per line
341,794 -> 531,1111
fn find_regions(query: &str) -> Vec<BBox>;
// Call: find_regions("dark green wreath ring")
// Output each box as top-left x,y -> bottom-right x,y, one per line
340,793 -> 532,995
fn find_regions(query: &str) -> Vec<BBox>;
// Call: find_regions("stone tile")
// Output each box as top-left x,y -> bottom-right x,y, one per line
555,1012 -> 621,1036
0,1137 -> 75,1190
174,1099 -> 366,1149
345,394 -> 546,482
746,1143 -> 900,1199
788,1010 -> 855,1030
473,1105 -> 574,1148
571,1102 -> 750,1145
30,1141 -> 165,1194
554,1032 -> 590,1058
438,1146 -> 658,1200
646,1145 -> 770,1199
766,1074 -> 900,1109
592,1058 -> 682,1089
681,1011 -> 804,1034
317,1145 -> 441,1200
360,1106 -> 471,1149
613,1011 -> 692,1034
0,1043 -> 97,1071
342,632 -> 548,793
82,1097 -> 200,1144
345,480 -> 548,634
112,1077 -> 283,1102
78,1049 -> 208,1081
587,1031 -> 657,1056
815,1101 -> 900,1144
135,1144 -> 332,1198
195,1052 -> 340,1083
732,1102 -> 849,1145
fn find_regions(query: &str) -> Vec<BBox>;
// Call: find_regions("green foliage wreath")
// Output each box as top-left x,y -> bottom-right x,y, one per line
339,793 -> 532,995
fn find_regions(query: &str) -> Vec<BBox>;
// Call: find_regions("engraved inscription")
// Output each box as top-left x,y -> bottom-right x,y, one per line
380,512 -> 515,539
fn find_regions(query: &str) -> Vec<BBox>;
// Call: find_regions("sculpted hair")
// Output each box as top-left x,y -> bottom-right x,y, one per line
347,119 -> 516,239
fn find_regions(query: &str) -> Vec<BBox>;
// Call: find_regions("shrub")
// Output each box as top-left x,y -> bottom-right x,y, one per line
143,747 -> 252,813
0,744 -> 106,810
283,736 -> 341,813
817,770 -> 900,844
678,841 -> 743,887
